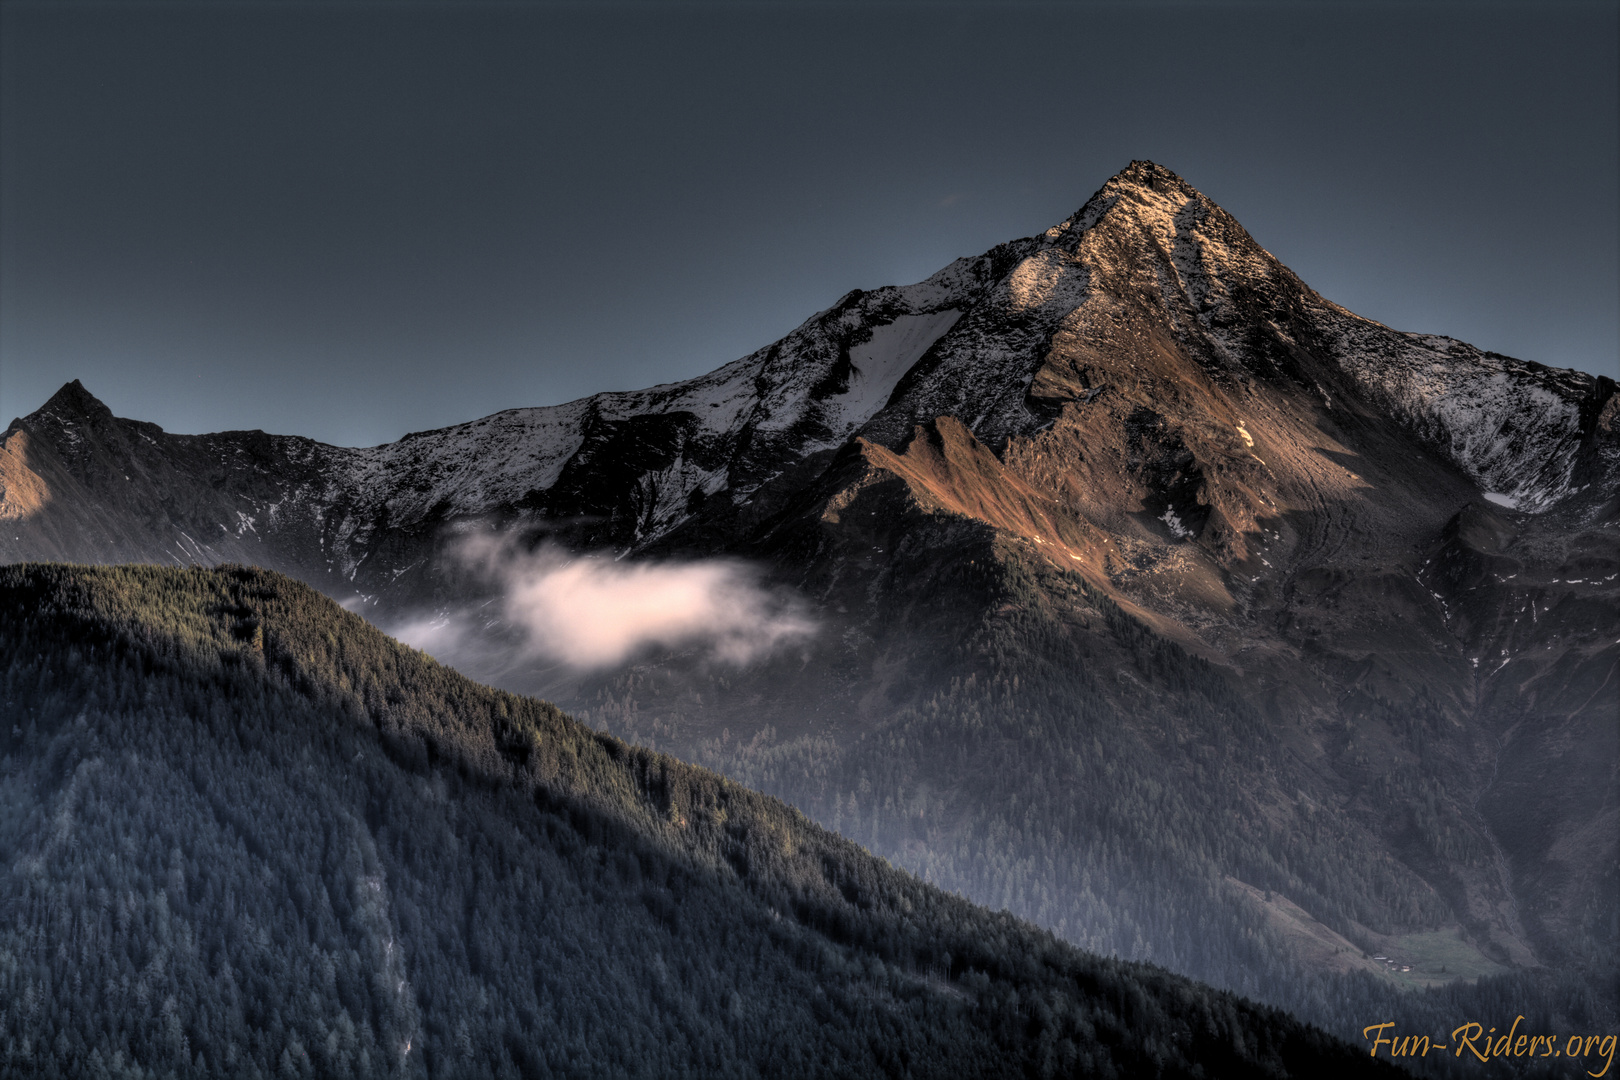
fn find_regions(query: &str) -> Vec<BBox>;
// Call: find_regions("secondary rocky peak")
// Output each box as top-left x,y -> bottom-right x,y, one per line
38,379 -> 114,423
22,380 -> 128,457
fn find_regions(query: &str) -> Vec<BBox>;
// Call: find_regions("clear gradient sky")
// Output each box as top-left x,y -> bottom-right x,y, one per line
2,0 -> 1616,448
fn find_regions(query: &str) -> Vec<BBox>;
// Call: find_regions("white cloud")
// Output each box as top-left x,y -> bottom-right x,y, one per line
396,535 -> 815,670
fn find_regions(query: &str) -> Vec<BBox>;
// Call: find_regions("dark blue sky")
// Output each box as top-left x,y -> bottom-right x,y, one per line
3,1 -> 1616,447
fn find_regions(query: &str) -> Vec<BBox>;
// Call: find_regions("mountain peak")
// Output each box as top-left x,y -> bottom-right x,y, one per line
37,380 -> 114,423
1110,158 -> 1195,194
1046,159 -> 1205,241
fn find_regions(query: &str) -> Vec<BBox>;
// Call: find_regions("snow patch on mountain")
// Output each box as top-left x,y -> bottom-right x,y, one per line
352,399 -> 594,522
268,265 -> 991,557
821,309 -> 962,435
1322,323 -> 1595,512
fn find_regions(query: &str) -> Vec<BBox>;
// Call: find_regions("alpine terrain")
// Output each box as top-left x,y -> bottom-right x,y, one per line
1,562 -> 1397,1077
4,161 -> 1616,1061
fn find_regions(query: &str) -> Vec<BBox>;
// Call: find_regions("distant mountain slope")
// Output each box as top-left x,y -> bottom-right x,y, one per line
0,563 -> 1387,1079
3,161 -> 1615,1056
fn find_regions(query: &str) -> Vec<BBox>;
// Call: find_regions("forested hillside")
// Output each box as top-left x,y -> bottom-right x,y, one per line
578,531 -> 1618,1074
0,563 -> 1391,1079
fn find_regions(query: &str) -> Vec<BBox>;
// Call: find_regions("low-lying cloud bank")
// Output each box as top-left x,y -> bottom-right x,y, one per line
394,535 -> 816,670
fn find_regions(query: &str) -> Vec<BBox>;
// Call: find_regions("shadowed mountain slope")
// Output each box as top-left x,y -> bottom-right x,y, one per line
0,563 -> 1395,1079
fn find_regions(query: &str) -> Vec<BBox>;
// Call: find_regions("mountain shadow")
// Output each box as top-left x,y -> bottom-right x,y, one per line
0,563 -> 1394,1079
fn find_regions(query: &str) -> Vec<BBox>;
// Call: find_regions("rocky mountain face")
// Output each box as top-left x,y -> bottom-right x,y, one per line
5,162 -> 1616,1052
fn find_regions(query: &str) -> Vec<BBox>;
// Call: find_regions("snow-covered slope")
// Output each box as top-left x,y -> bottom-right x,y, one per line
319,270 -> 978,562
1315,326 -> 1604,511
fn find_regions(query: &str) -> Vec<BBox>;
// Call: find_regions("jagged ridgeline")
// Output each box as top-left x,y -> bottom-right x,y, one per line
0,564 -> 1385,1079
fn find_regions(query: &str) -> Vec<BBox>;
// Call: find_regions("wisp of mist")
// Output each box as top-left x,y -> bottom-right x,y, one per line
393,534 -> 816,669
